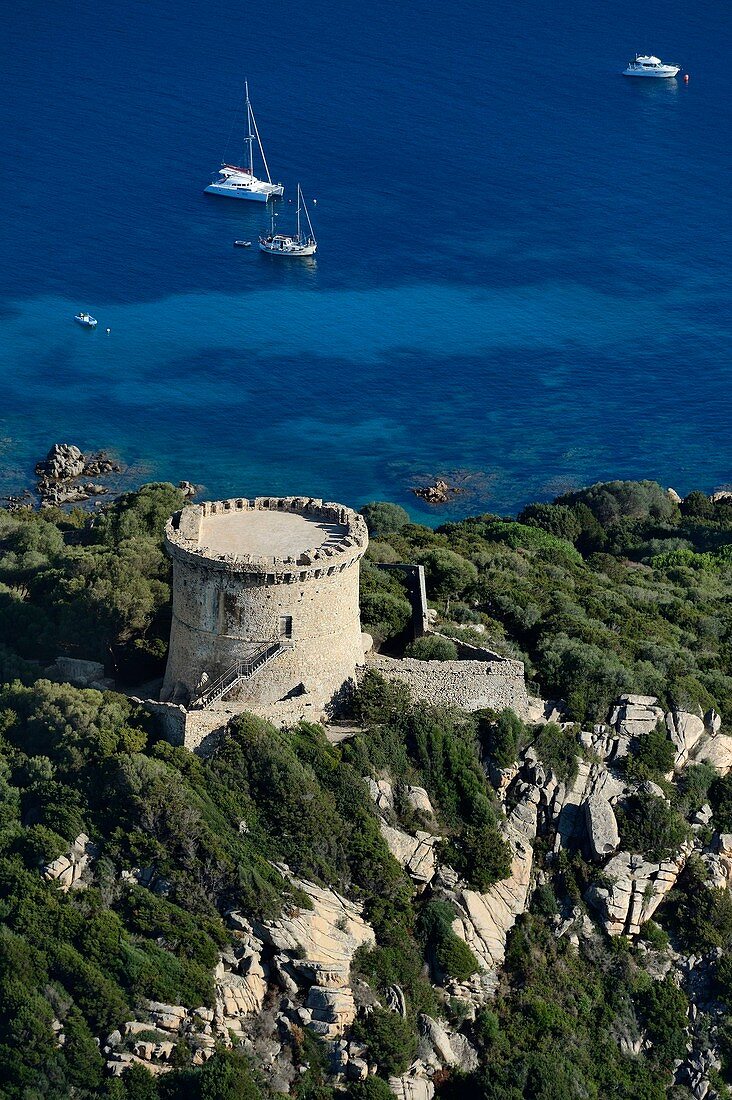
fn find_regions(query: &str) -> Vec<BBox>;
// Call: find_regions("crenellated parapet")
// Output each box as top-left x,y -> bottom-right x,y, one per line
165,496 -> 368,582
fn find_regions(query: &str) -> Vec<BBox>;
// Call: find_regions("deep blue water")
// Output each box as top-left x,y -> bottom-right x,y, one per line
0,0 -> 730,519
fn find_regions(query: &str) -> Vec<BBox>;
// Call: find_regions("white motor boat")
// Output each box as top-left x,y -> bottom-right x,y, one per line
74,312 -> 98,328
623,55 -> 680,78
205,82 -> 284,202
259,184 -> 317,257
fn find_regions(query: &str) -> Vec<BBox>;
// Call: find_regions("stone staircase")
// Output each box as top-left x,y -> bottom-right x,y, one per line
193,642 -> 291,709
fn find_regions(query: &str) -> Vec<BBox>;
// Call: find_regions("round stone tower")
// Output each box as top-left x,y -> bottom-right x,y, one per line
161,496 -> 368,719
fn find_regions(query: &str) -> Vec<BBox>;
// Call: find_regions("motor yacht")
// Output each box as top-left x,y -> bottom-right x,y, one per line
623,55 -> 680,78
74,312 -> 98,328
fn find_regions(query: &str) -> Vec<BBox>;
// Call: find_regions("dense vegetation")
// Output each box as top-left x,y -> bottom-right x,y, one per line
2,477 -> 732,1097
361,480 -> 732,723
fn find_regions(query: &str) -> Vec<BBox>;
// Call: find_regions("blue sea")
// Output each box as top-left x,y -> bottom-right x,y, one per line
0,0 -> 730,520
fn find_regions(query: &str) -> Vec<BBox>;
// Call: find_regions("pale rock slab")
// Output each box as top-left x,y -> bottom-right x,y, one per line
585,792 -> 620,861
254,875 -> 375,968
305,985 -> 356,1037
451,792 -> 537,976
419,1015 -> 479,1072
692,733 -> 732,774
389,1075 -> 435,1100
379,823 -> 439,889
365,777 -> 395,812
586,846 -> 690,936
406,785 -> 435,817
666,710 -> 706,769
216,957 -> 267,1037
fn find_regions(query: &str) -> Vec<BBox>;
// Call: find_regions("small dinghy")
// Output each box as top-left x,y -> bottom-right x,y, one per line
233,240 -> 252,247
74,312 -> 98,328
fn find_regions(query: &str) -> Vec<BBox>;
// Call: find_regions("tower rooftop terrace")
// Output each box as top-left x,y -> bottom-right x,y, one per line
165,496 -> 368,575
198,509 -> 347,559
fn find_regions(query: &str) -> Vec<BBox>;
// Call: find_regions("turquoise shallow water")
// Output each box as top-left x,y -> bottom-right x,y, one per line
1,0 -> 730,518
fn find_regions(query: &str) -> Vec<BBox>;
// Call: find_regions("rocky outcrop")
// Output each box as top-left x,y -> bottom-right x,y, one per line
216,951 -> 267,1037
43,833 -> 98,891
253,874 -> 375,967
380,823 -> 439,890
418,1015 -> 479,1073
36,443 -> 85,481
701,833 -> 732,890
247,872 -> 374,1039
666,710 -> 706,769
412,479 -> 462,505
610,695 -> 665,739
389,1074 -> 435,1100
107,1002 -> 217,1076
365,777 -> 395,813
586,846 -> 691,936
451,786 -> 537,979
34,443 -> 122,507
406,786 -> 435,818
692,731 -> 732,774
584,791 -> 620,861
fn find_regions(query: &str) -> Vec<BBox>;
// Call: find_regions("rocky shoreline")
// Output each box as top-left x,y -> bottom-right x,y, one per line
0,442 -> 198,510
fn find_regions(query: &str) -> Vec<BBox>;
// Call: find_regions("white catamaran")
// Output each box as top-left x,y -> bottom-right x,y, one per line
205,82 -> 284,202
259,184 -> 317,256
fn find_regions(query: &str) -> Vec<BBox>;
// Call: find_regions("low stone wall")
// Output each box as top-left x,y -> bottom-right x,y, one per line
364,653 -> 529,719
136,692 -> 334,756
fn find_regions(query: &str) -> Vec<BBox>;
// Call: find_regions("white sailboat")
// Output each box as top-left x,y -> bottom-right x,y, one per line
205,82 -> 284,202
259,184 -> 317,256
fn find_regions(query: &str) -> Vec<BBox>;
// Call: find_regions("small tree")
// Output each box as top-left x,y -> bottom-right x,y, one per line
416,549 -> 478,611
359,502 -> 410,538
353,1007 -> 418,1077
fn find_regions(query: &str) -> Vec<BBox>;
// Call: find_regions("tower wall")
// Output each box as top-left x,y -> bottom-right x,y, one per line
161,497 -> 368,718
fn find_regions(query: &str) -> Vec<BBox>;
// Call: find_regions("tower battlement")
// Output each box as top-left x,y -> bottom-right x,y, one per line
161,496 -> 368,723
164,496 -> 368,580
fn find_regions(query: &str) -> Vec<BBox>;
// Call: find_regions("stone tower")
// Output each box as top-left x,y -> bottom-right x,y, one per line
161,496 -> 368,721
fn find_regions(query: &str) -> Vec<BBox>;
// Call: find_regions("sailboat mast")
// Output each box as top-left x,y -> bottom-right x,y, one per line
245,81 -> 254,175
300,187 -> 316,242
248,104 -> 273,184
296,185 -> 302,240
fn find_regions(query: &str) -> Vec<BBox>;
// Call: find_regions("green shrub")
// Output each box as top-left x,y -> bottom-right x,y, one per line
532,722 -> 579,783
416,549 -> 478,608
625,722 -> 676,782
359,561 -> 412,644
353,1007 -> 418,1076
418,900 -> 479,982
404,636 -> 458,661
639,921 -> 669,951
634,977 -> 688,1067
531,884 -> 559,919
710,774 -> 732,832
360,502 -> 411,538
477,708 -> 525,768
347,1078 -> 394,1100
616,794 -> 688,861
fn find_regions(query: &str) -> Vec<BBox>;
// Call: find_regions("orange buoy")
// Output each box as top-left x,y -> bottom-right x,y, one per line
684,73 -> 690,83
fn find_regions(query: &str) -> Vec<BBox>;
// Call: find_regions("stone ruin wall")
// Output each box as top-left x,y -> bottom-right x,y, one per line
162,496 -> 368,718
364,652 -> 529,720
